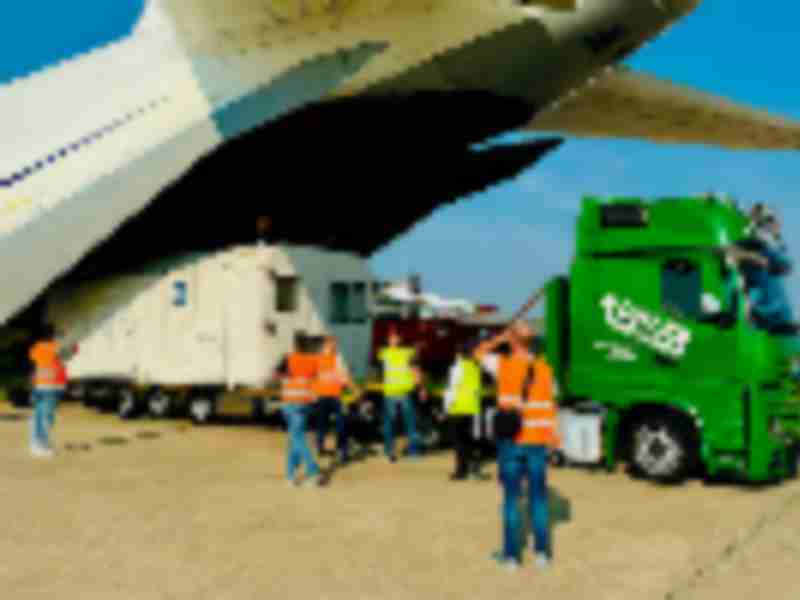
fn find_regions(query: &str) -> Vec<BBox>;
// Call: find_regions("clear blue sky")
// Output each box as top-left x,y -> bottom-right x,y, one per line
371,3 -> 800,316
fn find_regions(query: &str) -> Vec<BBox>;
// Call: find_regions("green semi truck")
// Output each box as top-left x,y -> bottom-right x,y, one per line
545,195 -> 800,483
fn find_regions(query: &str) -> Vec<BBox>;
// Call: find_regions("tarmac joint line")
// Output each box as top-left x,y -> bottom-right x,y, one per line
664,487 -> 800,600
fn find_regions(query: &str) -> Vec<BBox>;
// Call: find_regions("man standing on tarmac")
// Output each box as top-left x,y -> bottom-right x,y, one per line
378,328 -> 426,462
474,321 -> 560,572
28,324 -> 69,458
274,333 -> 322,487
313,335 -> 353,465
443,339 -> 484,480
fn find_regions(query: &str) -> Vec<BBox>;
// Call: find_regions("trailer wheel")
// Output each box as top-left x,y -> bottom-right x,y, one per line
629,414 -> 696,483
117,389 -> 140,420
147,390 -> 174,419
549,449 -> 567,468
8,387 -> 30,408
189,395 -> 215,425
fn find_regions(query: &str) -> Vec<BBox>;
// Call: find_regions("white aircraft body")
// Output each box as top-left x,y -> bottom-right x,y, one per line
3,0 -> 800,326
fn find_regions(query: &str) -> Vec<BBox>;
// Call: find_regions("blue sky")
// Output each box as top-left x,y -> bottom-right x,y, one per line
371,3 -> 800,316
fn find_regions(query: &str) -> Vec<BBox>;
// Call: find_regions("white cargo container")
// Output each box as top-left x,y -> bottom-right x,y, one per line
46,244 -> 375,422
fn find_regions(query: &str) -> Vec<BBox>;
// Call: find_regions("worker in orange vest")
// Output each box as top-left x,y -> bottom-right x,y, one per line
28,323 -> 69,458
313,335 -> 353,464
474,321 -> 560,572
274,332 -> 322,487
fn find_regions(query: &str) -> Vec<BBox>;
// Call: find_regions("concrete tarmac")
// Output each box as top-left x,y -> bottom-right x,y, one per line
1,401 -> 798,600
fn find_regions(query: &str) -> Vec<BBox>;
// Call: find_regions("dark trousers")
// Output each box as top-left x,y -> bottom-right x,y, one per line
448,415 -> 479,477
315,396 -> 348,457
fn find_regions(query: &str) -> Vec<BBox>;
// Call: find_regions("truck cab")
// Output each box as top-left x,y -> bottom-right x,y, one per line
547,196 -> 800,482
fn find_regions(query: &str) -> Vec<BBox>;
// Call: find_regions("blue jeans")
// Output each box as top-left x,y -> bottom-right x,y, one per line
281,404 -> 319,480
30,389 -> 61,449
315,397 -> 348,458
497,441 -> 551,560
383,395 -> 420,457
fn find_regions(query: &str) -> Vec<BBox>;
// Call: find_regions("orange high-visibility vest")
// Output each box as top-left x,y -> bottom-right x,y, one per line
281,353 -> 318,404
29,341 -> 66,390
497,354 -> 559,447
313,353 -> 345,397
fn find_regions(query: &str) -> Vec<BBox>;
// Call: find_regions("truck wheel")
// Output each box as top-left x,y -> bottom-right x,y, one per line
630,414 -> 696,483
787,445 -> 800,480
189,395 -> 215,425
147,390 -> 174,419
117,389 -> 140,420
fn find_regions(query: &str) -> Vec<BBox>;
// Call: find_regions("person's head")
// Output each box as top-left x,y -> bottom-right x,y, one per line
38,323 -> 57,341
764,214 -> 781,236
458,338 -> 480,359
751,203 -> 780,235
294,331 -> 308,352
508,321 -> 535,354
388,328 -> 401,347
322,335 -> 337,354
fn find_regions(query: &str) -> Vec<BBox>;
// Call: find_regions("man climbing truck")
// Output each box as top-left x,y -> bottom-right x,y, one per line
545,196 -> 800,483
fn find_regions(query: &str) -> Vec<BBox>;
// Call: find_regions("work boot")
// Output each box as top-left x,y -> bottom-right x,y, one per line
449,472 -> 468,481
490,551 -> 520,572
303,474 -> 322,488
31,445 -> 54,458
534,553 -> 550,570
469,470 -> 491,481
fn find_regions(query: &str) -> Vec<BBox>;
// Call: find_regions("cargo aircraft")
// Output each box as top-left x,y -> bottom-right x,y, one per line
3,0 -> 800,326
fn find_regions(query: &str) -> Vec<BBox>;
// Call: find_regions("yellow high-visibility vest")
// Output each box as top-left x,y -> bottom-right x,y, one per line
380,346 -> 416,396
448,358 -> 481,416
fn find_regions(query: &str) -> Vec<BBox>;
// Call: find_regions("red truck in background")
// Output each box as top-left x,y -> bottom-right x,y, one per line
370,310 -> 506,378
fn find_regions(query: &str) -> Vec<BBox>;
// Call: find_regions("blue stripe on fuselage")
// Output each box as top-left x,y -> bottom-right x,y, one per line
0,0 -> 147,84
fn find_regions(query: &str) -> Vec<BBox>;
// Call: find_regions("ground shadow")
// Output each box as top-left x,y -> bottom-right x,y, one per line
97,436 -> 130,446
518,486 -> 572,561
0,413 -> 26,422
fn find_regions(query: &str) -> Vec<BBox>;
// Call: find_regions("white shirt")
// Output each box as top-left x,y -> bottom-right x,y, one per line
443,360 -> 464,412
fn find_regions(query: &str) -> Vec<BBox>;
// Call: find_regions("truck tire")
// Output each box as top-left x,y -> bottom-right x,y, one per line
117,389 -> 140,420
189,395 -> 215,425
147,390 -> 174,419
629,414 -> 696,483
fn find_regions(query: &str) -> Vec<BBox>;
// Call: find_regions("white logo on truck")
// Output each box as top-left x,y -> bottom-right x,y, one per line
593,341 -> 638,363
600,293 -> 692,358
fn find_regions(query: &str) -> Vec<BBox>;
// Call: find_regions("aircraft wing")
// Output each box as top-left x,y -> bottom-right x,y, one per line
526,67 -> 800,149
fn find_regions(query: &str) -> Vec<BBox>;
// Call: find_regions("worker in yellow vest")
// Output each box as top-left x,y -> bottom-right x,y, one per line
443,339 -> 484,480
475,321 -> 560,572
274,333 -> 321,487
378,329 -> 425,462
312,335 -> 353,464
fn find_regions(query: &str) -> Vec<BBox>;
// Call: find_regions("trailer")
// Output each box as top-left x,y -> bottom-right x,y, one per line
46,244 -> 374,423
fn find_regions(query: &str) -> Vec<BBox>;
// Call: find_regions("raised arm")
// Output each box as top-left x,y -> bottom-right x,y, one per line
473,327 -> 513,362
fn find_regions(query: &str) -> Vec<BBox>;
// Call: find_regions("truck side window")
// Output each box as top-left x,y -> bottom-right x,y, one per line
276,276 -> 299,313
351,282 -> 369,324
331,282 -> 350,324
662,260 -> 702,320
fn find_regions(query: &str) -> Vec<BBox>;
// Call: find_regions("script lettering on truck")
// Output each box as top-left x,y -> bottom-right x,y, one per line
600,293 -> 692,358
